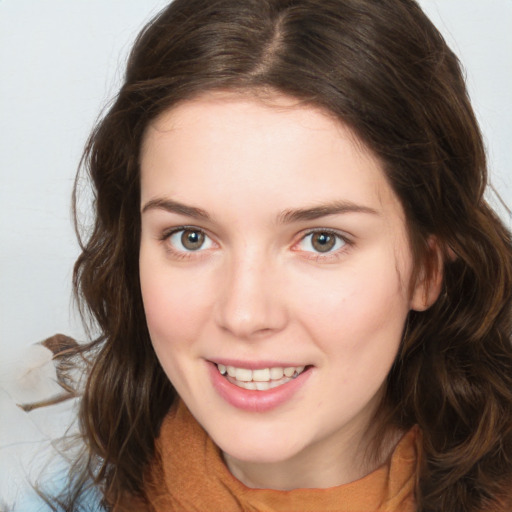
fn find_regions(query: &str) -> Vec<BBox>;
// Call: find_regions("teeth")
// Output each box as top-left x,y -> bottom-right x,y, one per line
284,367 -> 295,377
235,368 -> 252,382
252,368 -> 270,382
218,364 -> 307,386
269,367 -> 284,380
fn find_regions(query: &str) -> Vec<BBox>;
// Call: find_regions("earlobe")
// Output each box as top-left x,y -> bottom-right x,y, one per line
410,237 -> 444,312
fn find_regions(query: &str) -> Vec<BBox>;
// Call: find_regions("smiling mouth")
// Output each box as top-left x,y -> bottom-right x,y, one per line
215,363 -> 308,391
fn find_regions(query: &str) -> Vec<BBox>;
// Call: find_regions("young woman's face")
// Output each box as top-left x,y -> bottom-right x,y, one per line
139,93 -> 429,487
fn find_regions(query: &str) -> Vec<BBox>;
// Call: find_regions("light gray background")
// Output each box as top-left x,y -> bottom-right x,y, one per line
0,0 -> 511,509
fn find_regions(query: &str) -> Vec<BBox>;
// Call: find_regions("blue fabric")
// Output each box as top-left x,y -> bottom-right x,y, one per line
4,464 -> 104,512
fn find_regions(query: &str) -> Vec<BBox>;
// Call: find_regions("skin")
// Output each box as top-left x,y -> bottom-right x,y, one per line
139,92 -> 438,491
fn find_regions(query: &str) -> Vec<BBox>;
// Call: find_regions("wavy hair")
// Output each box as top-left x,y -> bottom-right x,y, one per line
63,0 -> 512,510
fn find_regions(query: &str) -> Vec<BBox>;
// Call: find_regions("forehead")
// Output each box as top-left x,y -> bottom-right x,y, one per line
140,92 -> 402,221
142,90 -> 370,164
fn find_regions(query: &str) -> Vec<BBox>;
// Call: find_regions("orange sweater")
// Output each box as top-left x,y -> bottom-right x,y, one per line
125,401 -> 420,512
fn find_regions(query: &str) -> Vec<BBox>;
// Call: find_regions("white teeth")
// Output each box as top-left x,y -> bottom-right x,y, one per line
269,367 -> 284,379
234,368 -> 252,382
284,367 -> 296,377
216,363 -> 307,387
252,368 -> 270,382
236,380 -> 275,391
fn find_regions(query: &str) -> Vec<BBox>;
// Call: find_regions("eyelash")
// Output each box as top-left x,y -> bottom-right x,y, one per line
159,226 -> 352,261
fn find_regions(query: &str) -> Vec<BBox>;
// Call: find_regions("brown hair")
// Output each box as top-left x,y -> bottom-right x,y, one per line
63,0 -> 512,510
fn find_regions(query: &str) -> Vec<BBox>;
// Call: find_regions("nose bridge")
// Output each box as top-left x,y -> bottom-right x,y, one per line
216,244 -> 286,338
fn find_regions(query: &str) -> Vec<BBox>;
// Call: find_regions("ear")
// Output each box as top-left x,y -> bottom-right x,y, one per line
410,236 -> 444,312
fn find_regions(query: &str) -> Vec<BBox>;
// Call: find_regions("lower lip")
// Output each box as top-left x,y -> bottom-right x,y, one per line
208,362 -> 312,412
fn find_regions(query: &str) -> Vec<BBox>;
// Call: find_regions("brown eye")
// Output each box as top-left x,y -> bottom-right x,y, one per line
168,228 -> 213,252
297,231 -> 346,254
311,232 -> 336,252
181,229 -> 205,250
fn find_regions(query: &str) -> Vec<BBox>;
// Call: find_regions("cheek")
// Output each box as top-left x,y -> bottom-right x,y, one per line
139,264 -> 216,395
139,258 -> 212,352
143,291 -> 203,349
296,263 -> 410,414
293,252 -> 411,357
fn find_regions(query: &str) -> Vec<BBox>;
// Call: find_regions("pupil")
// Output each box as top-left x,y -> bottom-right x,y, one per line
312,232 -> 335,252
181,230 -> 204,250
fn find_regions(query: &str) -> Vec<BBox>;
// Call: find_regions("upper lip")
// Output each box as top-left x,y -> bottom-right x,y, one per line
208,358 -> 310,370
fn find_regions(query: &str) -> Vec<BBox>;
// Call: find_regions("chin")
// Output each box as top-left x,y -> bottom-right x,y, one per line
212,422 -> 308,464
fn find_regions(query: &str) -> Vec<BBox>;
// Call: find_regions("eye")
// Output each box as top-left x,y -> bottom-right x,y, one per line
297,231 -> 347,254
168,228 -> 214,252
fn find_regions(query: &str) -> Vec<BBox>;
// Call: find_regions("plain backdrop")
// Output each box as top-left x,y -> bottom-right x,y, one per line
0,0 -> 511,508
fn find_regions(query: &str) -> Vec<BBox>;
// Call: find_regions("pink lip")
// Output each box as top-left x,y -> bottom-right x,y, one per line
208,361 -> 312,413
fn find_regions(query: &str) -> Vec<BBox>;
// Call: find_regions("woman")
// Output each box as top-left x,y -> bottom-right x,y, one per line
59,0 -> 512,510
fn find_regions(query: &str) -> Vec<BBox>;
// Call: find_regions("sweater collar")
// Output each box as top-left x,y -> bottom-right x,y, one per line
144,400 -> 420,512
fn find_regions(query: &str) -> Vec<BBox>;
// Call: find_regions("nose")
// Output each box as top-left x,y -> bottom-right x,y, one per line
215,250 -> 288,340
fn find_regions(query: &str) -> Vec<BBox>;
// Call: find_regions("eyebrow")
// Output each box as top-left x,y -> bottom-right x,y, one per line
141,197 -> 378,223
277,201 -> 379,224
141,198 -> 211,220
